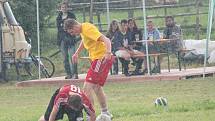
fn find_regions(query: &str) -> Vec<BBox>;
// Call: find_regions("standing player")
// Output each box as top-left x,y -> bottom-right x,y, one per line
38,85 -> 96,121
64,19 -> 113,118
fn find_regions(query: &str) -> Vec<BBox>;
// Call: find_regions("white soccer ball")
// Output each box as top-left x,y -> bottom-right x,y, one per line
154,97 -> 168,106
96,114 -> 111,121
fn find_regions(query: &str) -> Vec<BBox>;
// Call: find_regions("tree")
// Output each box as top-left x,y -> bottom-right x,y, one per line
9,0 -> 61,50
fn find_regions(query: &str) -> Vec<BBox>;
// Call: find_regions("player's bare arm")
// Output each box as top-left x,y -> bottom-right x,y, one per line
88,109 -> 96,121
72,41 -> 84,63
48,106 -> 58,121
98,35 -> 112,60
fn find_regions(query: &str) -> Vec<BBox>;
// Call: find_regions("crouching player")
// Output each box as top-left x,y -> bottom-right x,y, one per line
38,85 -> 96,121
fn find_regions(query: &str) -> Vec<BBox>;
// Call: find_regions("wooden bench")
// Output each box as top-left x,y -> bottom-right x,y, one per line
79,53 -> 168,75
132,53 -> 167,58
131,53 -> 168,74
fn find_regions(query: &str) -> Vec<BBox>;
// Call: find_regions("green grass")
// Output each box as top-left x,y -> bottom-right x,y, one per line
1,77 -> 215,121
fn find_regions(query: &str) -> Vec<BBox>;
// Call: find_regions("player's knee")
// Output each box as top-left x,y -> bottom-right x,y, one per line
83,85 -> 94,97
93,85 -> 101,92
93,87 -> 99,93
83,84 -> 91,92
84,82 -> 94,89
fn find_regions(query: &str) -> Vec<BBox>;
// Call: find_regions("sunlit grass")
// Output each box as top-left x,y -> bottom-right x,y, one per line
1,77 -> 215,121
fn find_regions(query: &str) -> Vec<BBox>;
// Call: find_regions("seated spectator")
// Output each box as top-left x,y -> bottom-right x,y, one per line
147,20 -> 160,41
106,20 -> 120,75
128,18 -> 145,75
142,21 -> 161,54
146,20 -> 161,73
113,19 -> 131,76
113,19 -> 144,76
163,16 -> 184,53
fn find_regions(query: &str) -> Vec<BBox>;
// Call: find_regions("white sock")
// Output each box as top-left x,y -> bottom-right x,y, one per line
101,107 -> 108,114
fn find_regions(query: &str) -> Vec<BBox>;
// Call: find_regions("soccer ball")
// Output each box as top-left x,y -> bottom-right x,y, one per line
96,114 -> 111,121
154,97 -> 168,106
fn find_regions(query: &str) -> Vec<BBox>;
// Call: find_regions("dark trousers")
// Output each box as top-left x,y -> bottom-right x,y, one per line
132,58 -> 143,71
118,58 -> 130,74
112,56 -> 119,74
60,42 -> 78,76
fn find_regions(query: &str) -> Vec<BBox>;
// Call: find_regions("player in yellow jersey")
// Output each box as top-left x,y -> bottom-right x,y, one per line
64,19 -> 114,119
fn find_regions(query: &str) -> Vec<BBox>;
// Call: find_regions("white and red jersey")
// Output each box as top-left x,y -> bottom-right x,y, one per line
54,85 -> 95,114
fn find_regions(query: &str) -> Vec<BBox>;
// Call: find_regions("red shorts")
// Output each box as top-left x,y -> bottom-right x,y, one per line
86,56 -> 114,86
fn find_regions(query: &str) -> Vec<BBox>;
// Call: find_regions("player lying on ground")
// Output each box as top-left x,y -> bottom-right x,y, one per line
38,84 -> 96,121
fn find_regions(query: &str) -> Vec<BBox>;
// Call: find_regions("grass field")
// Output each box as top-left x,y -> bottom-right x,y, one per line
1,2 -> 215,120
1,77 -> 215,121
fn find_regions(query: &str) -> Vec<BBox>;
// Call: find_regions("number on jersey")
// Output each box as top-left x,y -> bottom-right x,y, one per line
70,85 -> 81,93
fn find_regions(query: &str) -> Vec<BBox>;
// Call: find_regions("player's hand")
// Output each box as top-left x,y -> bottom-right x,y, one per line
72,53 -> 78,64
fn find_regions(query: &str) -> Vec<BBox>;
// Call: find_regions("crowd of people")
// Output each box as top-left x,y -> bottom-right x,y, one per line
57,2 -> 184,78
106,16 -> 183,76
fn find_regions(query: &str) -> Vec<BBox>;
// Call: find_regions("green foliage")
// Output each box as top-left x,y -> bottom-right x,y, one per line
9,0 -> 61,50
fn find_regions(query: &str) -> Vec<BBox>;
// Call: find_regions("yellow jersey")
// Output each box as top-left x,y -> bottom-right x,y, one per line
81,23 -> 106,60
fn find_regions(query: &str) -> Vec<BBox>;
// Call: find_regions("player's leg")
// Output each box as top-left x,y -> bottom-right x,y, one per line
83,81 -> 95,105
85,58 -> 113,118
93,85 -> 113,118
84,81 -> 112,117
94,58 -> 113,118
84,59 -> 103,105
93,84 -> 107,111
39,89 -> 64,121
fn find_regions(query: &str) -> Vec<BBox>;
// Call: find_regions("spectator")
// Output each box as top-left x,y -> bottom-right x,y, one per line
113,19 -> 131,76
106,20 -> 119,41
127,18 -> 145,75
113,19 -> 144,76
106,20 -> 120,75
163,16 -> 183,52
146,20 -> 161,73
56,2 -> 78,79
147,21 -> 160,41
